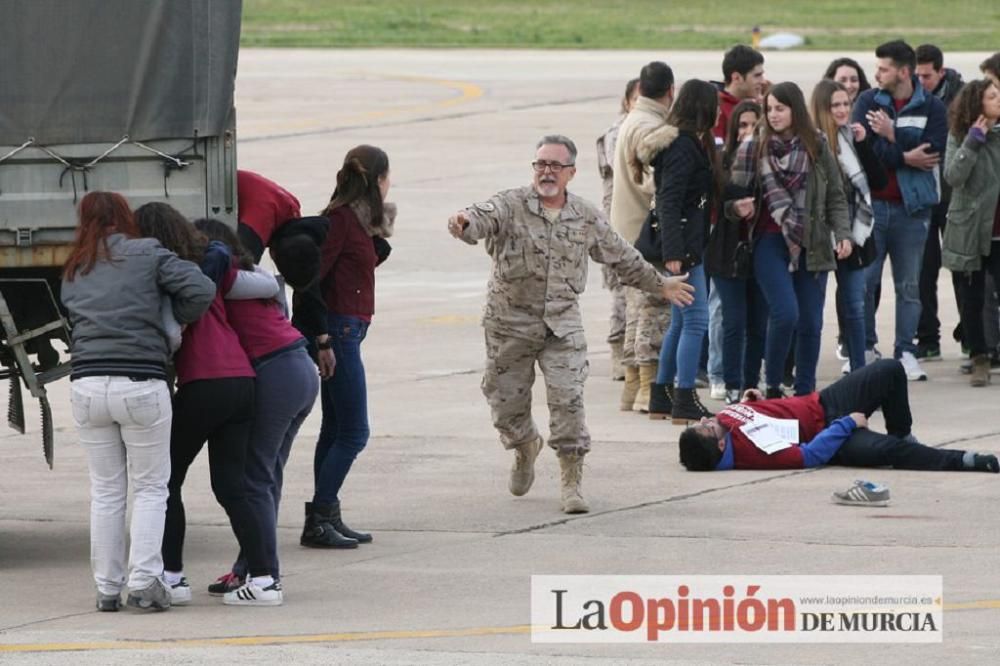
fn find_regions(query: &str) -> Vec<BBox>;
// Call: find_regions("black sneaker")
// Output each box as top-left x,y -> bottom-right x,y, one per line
973,453 -> 999,473
207,572 -> 242,597
915,344 -> 941,361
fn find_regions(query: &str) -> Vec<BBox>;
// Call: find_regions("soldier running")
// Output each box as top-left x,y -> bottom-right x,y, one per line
447,135 -> 695,513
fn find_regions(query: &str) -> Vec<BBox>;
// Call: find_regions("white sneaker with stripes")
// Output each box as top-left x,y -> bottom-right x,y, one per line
223,579 -> 283,606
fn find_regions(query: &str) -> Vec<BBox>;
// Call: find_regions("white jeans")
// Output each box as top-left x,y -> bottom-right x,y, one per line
71,376 -> 172,595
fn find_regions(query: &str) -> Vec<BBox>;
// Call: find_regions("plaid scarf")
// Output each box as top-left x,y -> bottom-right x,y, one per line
836,126 -> 874,245
730,135 -> 811,271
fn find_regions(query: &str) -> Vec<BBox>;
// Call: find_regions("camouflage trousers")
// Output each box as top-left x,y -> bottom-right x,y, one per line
622,284 -> 671,366
602,265 -> 627,344
481,328 -> 590,456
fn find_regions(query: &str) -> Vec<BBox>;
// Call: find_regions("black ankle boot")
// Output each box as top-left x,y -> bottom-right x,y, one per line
765,386 -> 785,400
648,382 -> 672,420
670,388 -> 713,425
327,500 -> 372,544
300,502 -> 359,549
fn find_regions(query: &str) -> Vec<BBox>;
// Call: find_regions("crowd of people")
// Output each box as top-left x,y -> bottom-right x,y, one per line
60,40 -> 1000,613
597,42 -> 1000,417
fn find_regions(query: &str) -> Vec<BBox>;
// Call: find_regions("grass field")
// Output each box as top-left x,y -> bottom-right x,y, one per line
242,0 -> 1000,51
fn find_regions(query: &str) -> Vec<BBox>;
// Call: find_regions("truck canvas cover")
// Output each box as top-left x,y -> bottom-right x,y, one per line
0,0 -> 241,145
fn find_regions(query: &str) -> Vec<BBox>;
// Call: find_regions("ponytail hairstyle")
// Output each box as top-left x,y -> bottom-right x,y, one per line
321,145 -> 389,230
193,218 -> 254,270
63,191 -> 137,280
759,81 -> 820,163
810,79 -> 848,157
134,202 -> 206,263
621,77 -> 640,114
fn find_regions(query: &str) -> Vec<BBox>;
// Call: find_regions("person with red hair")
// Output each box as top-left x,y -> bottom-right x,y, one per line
61,191 -> 215,612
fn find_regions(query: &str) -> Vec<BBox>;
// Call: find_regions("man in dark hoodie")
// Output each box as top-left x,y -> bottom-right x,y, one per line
711,44 -> 765,141
913,44 -> 966,361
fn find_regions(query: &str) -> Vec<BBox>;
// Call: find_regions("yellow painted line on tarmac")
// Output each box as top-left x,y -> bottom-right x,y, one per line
242,72 -> 483,136
3,601 -> 998,653
944,599 -> 1000,611
0,624 -> 531,654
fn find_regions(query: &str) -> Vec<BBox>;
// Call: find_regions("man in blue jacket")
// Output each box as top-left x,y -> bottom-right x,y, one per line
853,40 -> 948,381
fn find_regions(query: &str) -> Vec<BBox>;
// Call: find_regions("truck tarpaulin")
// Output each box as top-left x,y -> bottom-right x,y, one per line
0,0 -> 241,145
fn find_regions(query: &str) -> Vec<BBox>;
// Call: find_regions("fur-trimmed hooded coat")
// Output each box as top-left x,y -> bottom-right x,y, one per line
638,125 -> 713,270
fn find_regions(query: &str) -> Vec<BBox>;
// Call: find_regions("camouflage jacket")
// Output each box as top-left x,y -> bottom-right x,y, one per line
460,185 -> 666,340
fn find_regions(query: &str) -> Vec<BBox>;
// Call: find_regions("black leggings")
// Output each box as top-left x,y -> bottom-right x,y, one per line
162,377 -> 270,577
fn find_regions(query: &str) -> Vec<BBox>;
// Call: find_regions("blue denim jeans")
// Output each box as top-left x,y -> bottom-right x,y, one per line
713,275 -> 767,390
707,285 -> 724,384
313,315 -> 370,506
656,263 -> 709,389
864,200 -> 930,357
835,261 -> 867,372
753,232 -> 829,394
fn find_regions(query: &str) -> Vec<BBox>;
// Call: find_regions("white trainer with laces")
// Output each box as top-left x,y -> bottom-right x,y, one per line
900,351 -> 927,381
223,579 -> 283,606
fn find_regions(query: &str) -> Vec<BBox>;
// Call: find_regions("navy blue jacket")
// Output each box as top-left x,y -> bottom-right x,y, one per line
852,77 -> 947,215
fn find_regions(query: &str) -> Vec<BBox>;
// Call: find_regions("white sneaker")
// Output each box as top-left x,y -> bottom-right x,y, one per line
835,343 -> 848,361
864,348 -> 880,366
168,577 -> 192,606
900,351 -> 927,381
223,579 -> 283,607
841,359 -> 851,376
709,382 -> 726,400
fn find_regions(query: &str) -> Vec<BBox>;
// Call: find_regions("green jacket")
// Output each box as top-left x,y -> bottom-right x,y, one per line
725,140 -> 851,273
942,129 -> 1000,273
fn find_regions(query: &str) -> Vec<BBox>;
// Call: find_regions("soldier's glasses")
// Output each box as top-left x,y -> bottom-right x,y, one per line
531,160 -> 575,173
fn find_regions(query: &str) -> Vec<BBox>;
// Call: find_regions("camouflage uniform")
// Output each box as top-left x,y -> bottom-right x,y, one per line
459,185 -> 666,455
609,97 -> 674,369
597,117 -> 627,345
622,285 -> 671,366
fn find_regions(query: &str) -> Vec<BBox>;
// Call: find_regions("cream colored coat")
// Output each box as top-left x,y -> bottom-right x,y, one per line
609,96 -> 675,243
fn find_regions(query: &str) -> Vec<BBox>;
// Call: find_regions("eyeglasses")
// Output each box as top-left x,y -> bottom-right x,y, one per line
531,160 -> 574,173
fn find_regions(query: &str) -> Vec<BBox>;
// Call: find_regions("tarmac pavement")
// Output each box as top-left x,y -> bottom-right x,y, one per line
1,49 -> 998,664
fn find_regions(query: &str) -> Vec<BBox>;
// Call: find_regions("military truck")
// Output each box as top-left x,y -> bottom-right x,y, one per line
0,0 -> 242,465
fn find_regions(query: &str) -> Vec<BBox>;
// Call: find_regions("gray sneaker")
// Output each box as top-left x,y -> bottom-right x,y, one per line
832,480 -> 890,507
96,592 -> 121,612
126,579 -> 171,612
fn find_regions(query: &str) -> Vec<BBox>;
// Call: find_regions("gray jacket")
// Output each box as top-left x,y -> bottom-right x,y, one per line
61,234 -> 215,377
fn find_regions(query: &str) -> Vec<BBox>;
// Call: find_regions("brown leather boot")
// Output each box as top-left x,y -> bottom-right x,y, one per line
970,354 -> 991,387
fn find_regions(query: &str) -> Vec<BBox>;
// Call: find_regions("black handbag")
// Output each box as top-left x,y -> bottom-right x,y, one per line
705,216 -> 752,279
842,235 -> 877,270
633,209 -> 662,263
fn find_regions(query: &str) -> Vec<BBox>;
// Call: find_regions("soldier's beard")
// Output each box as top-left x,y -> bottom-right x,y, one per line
536,182 -> 560,199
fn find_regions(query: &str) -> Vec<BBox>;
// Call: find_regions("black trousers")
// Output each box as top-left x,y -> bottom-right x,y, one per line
162,377 -> 270,577
817,359 -> 964,470
955,242 -> 1000,358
